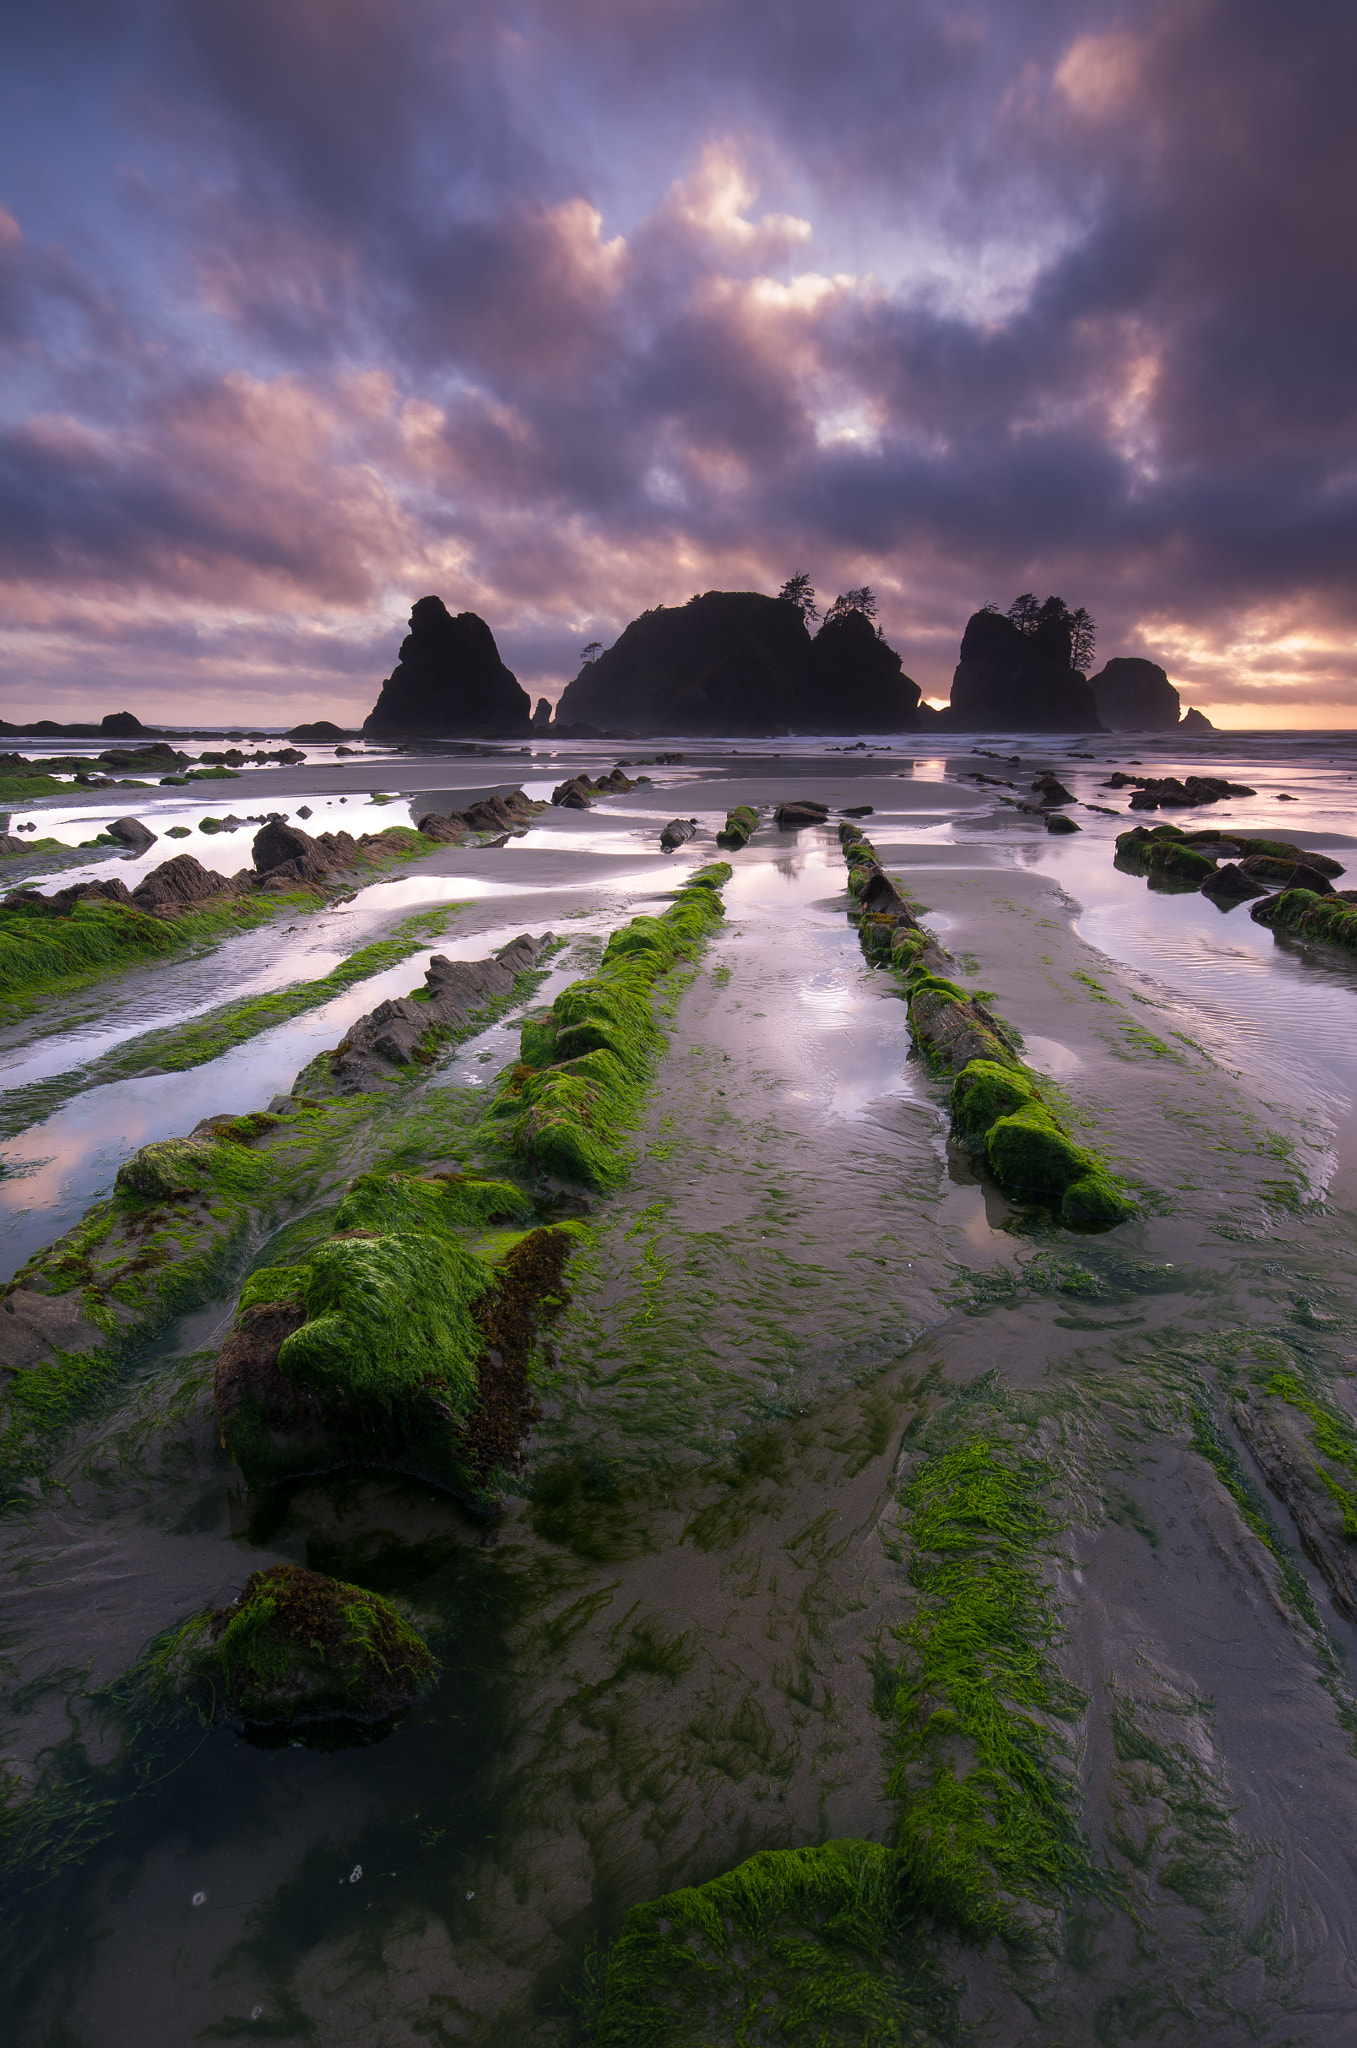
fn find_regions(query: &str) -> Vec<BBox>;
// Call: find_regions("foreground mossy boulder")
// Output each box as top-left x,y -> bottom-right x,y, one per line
216,1177 -> 576,1496
147,1564 -> 435,1727
950,1057 -> 1131,1228
593,1840 -> 955,2047
485,869 -> 730,1188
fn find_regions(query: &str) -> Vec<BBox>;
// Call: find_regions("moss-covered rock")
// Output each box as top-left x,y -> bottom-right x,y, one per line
1142,841 -> 1217,886
1252,887 -> 1357,953
113,1136 -> 218,1201
148,1564 -> 435,1727
984,1103 -> 1091,1197
950,1058 -> 1040,1148
1060,1172 -> 1133,1227
908,981 -> 1017,1073
716,804 -> 759,849
593,1839 -> 952,2047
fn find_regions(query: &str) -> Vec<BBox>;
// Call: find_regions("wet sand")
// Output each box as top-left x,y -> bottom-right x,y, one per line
4,734 -> 1357,2042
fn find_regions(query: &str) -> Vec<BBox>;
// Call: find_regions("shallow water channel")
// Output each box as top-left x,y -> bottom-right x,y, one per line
4,738 -> 1357,2043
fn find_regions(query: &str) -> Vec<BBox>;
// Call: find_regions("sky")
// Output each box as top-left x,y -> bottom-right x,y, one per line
1,0 -> 1354,729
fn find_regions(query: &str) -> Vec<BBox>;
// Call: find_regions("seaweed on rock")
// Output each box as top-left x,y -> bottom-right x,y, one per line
215,1167 -> 580,1499
1253,887 -> 1357,955
142,1563 -> 436,1728
716,804 -> 759,850
833,828 -> 1130,1228
483,868 -> 731,1189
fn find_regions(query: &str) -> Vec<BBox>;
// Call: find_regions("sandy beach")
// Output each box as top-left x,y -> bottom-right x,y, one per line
2,730 -> 1357,2042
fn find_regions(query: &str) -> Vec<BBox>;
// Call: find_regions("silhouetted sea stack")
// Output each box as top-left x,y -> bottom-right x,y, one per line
551,591 -> 920,735
1089,657 -> 1180,730
364,596 -> 532,739
948,608 -> 1102,731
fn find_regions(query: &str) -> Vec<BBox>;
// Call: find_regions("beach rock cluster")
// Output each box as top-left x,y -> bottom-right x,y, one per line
550,767 -> 637,809
364,596 -> 533,738
1103,772 -> 1256,809
417,787 -> 540,842
299,932 -> 552,1096
551,590 -> 921,736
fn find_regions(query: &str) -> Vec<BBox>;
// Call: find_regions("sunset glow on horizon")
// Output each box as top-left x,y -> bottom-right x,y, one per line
2,1 -> 1354,728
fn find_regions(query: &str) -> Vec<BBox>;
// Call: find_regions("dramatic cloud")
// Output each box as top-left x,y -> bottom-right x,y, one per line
0,0 -> 1353,724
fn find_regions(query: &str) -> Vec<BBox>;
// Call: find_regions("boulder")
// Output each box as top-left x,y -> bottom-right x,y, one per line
250,819 -> 334,881
551,590 -> 920,736
101,711 -> 143,736
1089,657 -> 1180,730
947,609 -> 1102,731
156,1563 -> 435,1728
417,811 -> 470,844
1202,862 -> 1268,903
286,720 -> 347,740
774,800 -> 830,828
131,853 -> 242,910
1238,853 -> 1333,894
1126,774 -> 1255,810
552,775 -> 594,810
659,817 -> 697,850
1031,773 -> 1073,804
104,816 -> 157,848
363,595 -> 532,738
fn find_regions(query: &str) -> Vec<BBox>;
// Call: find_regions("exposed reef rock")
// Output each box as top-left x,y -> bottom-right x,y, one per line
364,595 -> 532,739
550,768 -> 635,810
148,1564 -> 436,1728
551,590 -> 921,736
1089,656 -> 1181,729
774,798 -> 829,828
659,817 -> 697,850
947,608 -> 1102,731
297,933 -> 552,1096
716,804 -> 759,848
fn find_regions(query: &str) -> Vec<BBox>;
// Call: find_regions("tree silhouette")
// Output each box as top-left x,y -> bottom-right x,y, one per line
778,572 -> 820,621
825,586 -> 878,623
1003,593 -> 1095,670
1068,607 -> 1096,672
581,641 -> 603,664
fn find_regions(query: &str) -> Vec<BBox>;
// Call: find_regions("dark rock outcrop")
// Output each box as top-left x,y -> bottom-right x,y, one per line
364,596 -> 531,738
531,698 -> 553,731
551,591 -> 920,736
132,854 -> 245,911
1089,657 -> 1180,730
1202,862 -> 1268,903
107,816 -> 156,849
1180,706 -> 1215,732
1126,774 -> 1256,811
299,933 -> 551,1095
286,721 -> 348,740
947,609 -> 1102,731
659,817 -> 697,850
774,799 -> 830,828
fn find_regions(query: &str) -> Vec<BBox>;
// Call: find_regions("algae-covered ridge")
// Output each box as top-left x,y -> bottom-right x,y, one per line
481,862 -> 732,1189
0,939 -> 561,1506
836,823 -> 1131,1228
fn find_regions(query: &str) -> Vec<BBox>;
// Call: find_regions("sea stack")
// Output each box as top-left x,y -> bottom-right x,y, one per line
947,608 -> 1102,730
1089,657 -> 1180,730
364,597 -> 532,739
550,590 -> 920,735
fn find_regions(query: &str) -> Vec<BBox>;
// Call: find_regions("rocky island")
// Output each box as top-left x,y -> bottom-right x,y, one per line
364,595 -> 533,738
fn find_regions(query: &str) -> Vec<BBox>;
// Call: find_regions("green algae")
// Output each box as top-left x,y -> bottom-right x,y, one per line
592,1839 -> 962,2047
716,804 -> 759,850
1256,887 -> 1357,955
947,1055 -> 1132,1230
139,1562 -> 436,1727
884,1434 -> 1097,1942
1261,1369 -> 1357,1537
483,871 -> 730,1190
